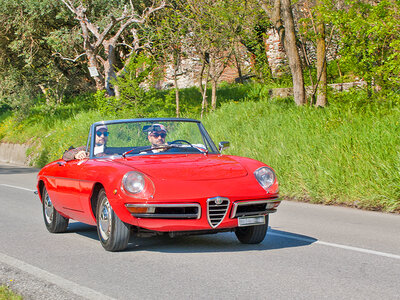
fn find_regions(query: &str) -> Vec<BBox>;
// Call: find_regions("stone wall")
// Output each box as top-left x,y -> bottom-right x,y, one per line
159,28 -> 339,89
160,44 -> 252,89
0,143 -> 29,165
270,80 -> 367,98
265,29 -> 288,76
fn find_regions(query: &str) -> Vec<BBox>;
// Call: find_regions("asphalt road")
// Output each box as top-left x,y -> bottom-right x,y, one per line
0,163 -> 399,300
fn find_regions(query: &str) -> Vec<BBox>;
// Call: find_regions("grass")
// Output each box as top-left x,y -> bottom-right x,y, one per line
203,95 -> 400,212
0,83 -> 399,212
0,285 -> 22,300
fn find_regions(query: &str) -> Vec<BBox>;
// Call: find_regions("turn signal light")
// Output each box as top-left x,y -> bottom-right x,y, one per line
125,206 -> 155,214
266,202 -> 281,209
273,202 -> 281,208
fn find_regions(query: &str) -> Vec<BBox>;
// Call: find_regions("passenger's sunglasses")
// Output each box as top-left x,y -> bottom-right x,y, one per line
150,132 -> 166,138
96,131 -> 109,137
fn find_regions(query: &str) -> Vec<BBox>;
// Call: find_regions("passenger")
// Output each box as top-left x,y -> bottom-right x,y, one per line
63,125 -> 108,161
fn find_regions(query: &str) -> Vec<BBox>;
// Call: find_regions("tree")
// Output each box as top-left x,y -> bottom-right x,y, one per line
314,0 -> 327,107
151,5 -> 188,117
0,0 -> 86,110
328,0 -> 400,95
181,0 -> 236,114
60,0 -> 165,96
179,0 -> 261,115
259,0 -> 306,105
297,0 -> 329,107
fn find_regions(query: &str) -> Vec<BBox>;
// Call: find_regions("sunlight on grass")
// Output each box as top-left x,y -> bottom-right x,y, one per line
203,97 -> 400,213
0,285 -> 22,300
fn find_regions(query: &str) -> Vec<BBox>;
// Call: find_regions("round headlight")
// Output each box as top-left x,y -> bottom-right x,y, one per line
122,171 -> 145,194
254,167 -> 276,190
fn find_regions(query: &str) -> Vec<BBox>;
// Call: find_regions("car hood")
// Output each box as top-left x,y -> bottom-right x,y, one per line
113,154 -> 248,180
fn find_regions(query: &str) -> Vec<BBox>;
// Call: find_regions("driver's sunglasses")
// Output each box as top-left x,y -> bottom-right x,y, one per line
96,131 -> 109,137
151,132 -> 166,138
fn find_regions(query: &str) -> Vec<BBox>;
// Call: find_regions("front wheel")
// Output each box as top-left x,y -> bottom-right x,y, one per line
96,189 -> 130,251
42,186 -> 69,233
235,215 -> 269,244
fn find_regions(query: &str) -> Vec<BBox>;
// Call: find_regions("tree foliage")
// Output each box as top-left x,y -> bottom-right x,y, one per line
1,0 -> 400,116
0,0 -> 86,113
59,0 -> 165,96
327,0 -> 400,93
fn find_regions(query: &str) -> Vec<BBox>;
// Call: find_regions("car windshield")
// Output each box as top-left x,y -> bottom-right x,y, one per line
88,119 -> 218,158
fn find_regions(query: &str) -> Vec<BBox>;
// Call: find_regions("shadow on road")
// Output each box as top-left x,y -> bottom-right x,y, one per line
67,222 -> 317,253
0,165 -> 38,175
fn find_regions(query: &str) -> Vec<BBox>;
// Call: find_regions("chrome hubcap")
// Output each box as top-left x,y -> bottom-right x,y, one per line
99,198 -> 112,241
44,192 -> 53,224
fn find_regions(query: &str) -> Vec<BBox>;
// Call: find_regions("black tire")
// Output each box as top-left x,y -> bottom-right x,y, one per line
96,189 -> 130,251
235,215 -> 269,244
42,186 -> 69,233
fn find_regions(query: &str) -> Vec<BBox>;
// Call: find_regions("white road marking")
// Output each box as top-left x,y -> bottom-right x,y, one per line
0,184 -> 36,193
269,231 -> 400,260
0,252 -> 115,300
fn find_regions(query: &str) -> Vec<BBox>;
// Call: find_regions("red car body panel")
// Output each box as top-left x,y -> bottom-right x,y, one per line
37,153 -> 279,232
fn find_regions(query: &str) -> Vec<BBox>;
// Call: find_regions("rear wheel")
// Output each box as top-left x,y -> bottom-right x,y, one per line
96,189 -> 130,251
235,215 -> 269,244
42,186 -> 69,233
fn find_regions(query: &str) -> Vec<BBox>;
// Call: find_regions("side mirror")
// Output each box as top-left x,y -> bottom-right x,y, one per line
218,141 -> 230,153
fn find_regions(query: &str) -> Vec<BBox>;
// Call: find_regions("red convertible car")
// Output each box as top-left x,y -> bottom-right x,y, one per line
37,118 -> 281,251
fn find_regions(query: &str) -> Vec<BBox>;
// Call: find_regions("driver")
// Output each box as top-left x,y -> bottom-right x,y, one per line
63,125 -> 108,161
147,124 -> 168,153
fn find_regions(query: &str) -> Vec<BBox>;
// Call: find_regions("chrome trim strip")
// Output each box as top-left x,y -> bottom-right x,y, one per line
129,213 -> 199,219
235,209 -> 277,217
125,203 -> 201,219
230,198 -> 280,218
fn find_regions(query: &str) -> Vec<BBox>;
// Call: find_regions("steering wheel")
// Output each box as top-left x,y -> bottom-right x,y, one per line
169,139 -> 192,146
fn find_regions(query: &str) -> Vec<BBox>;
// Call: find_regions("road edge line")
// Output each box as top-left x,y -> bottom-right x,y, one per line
0,252 -> 116,300
269,232 -> 400,260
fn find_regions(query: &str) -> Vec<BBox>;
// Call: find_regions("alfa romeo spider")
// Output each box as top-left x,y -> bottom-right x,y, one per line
37,118 -> 281,251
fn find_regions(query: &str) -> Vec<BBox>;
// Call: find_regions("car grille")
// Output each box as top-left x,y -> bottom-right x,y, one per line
207,197 -> 229,228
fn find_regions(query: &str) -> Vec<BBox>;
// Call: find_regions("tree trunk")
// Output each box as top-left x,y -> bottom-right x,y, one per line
209,55 -> 217,111
76,7 -> 104,92
315,10 -> 327,107
272,0 -> 285,43
198,57 -> 206,96
87,50 -> 104,91
173,73 -> 180,117
38,84 -> 50,104
201,66 -> 210,118
211,79 -> 217,111
103,41 -> 118,96
280,0 -> 306,105
234,50 -> 243,83
173,51 -> 180,117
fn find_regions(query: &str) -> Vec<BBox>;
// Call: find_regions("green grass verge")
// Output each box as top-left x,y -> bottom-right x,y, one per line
0,285 -> 22,300
203,96 -> 400,213
0,84 -> 399,212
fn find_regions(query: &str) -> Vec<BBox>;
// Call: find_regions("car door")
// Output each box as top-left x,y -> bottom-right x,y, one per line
50,159 -> 88,214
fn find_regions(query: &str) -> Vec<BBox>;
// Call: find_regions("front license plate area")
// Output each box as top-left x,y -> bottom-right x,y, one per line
238,215 -> 265,227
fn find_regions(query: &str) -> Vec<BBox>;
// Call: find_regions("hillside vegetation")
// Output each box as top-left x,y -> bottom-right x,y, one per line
0,1 -> 399,213
0,84 -> 399,213
204,92 -> 400,213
